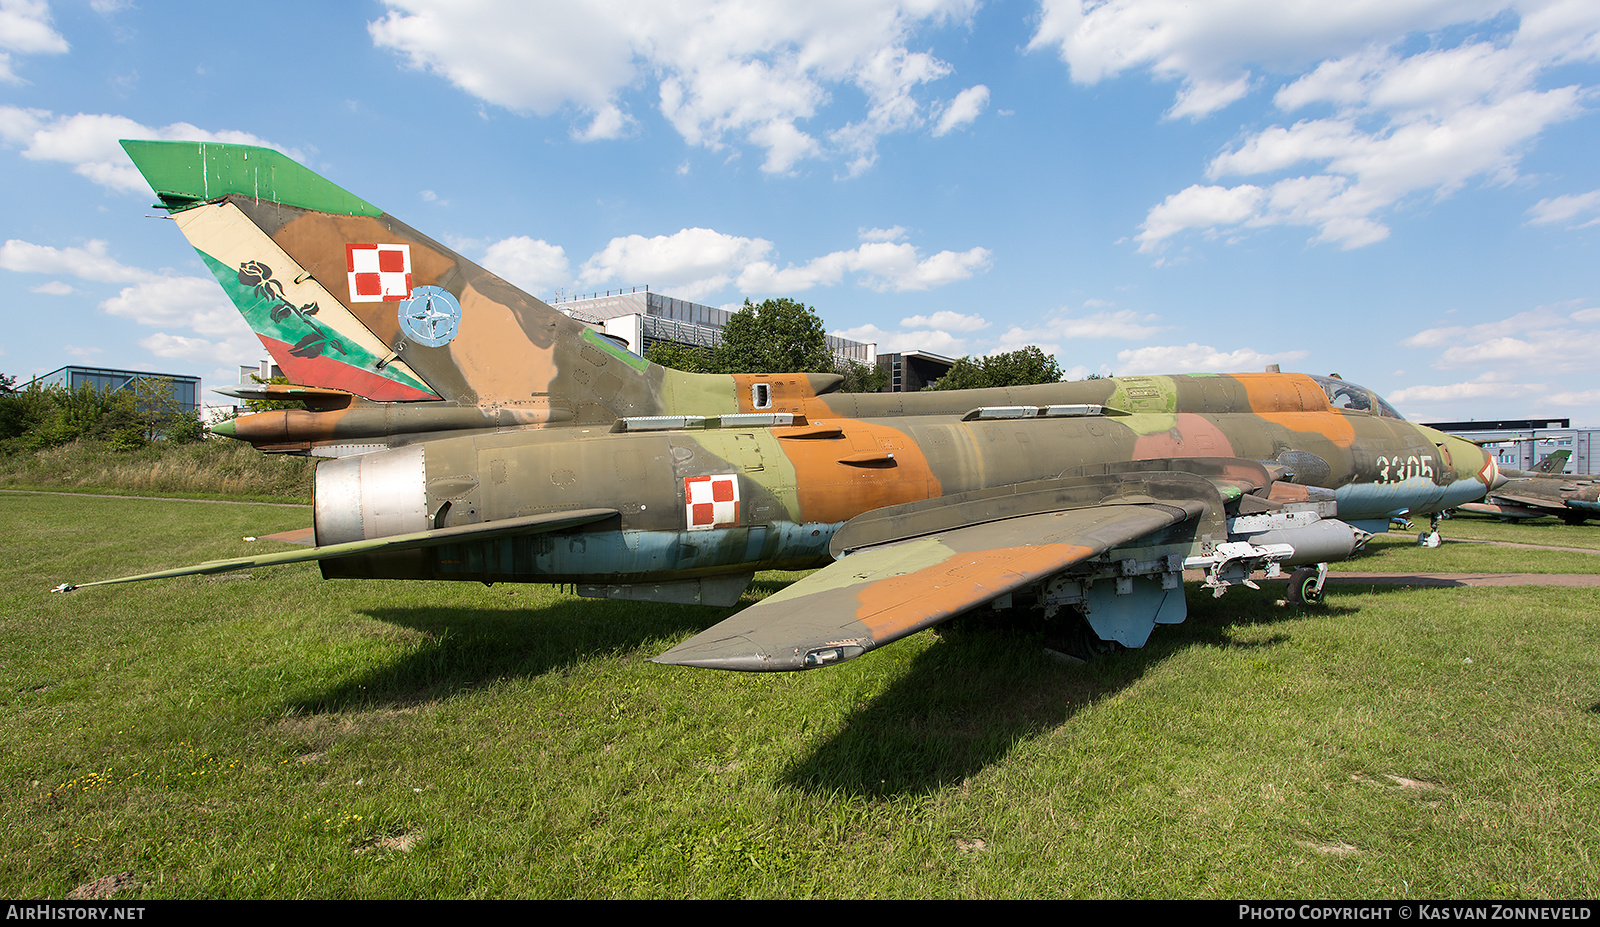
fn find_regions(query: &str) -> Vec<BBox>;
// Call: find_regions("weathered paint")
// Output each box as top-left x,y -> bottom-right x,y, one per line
123,139 -> 383,216
179,204 -> 434,400
853,543 -> 1095,637
775,419 -> 940,524
1131,413 -> 1237,460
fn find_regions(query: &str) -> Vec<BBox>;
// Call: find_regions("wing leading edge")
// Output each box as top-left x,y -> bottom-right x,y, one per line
652,500 -> 1203,672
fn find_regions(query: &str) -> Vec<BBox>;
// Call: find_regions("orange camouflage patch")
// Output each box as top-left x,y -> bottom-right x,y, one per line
853,543 -> 1095,638
773,419 -> 941,524
1232,374 -> 1355,447
444,280 -> 561,398
1132,412 -> 1236,459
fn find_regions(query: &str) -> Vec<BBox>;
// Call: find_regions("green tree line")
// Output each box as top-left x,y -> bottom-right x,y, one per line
643,297 -> 1075,392
644,298 -> 888,392
0,375 -> 203,454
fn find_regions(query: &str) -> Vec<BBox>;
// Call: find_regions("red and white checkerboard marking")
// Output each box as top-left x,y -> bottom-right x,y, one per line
346,243 -> 412,302
684,474 -> 740,531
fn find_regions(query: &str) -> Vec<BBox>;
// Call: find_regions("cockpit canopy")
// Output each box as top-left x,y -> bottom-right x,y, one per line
1311,375 -> 1404,420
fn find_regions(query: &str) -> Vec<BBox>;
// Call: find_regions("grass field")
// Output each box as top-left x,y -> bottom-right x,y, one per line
1331,512 -> 1600,574
0,439 -> 314,503
5,492 -> 1599,899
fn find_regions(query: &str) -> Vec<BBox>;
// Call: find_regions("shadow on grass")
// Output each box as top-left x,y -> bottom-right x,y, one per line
781,587 -> 1346,799
284,574 -> 1363,796
287,596 -> 735,714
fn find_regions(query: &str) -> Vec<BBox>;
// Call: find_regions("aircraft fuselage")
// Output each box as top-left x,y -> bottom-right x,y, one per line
308,373 -> 1493,594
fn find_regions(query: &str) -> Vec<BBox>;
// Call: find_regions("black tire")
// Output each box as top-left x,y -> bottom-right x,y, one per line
1287,566 -> 1324,606
1042,610 -> 1123,663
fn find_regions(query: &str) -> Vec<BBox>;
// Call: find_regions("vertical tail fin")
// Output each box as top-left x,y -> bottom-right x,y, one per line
1534,449 -> 1571,475
122,139 -> 789,422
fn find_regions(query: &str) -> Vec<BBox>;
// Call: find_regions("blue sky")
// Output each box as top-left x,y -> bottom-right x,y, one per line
1,0 -> 1598,425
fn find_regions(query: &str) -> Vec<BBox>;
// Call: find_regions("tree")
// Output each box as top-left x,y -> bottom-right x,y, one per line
643,341 -> 715,373
642,298 -> 884,392
713,298 -> 834,374
243,374 -> 307,413
0,379 -> 51,450
133,376 -> 182,442
835,359 -> 889,394
925,345 -> 1064,390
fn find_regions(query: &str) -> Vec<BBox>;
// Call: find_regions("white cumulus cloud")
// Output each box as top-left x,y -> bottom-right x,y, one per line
550,225 -> 990,302
481,237 -> 571,296
738,240 -> 992,293
1030,1 -> 1600,254
580,228 -> 774,301
1402,304 -> 1600,374
900,310 -> 988,332
1114,342 -> 1308,374
0,0 -> 68,83
1385,301 -> 1600,418
1,236 -> 261,367
369,0 -> 981,175
0,238 -> 153,282
0,107 -> 297,192
1527,189 -> 1600,228
101,277 -> 248,338
831,321 -> 970,356
932,84 -> 989,136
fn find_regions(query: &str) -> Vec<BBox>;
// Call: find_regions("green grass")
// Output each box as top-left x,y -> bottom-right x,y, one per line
5,495 -> 1599,898
1444,511 -> 1600,549
1330,513 -> 1600,574
0,439 -> 314,503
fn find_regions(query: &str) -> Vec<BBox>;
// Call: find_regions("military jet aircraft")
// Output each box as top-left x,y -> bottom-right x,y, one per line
55,140 -> 1504,671
1458,450 -> 1600,524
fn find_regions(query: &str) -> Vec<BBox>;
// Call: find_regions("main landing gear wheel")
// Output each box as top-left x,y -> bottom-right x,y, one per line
1042,611 -> 1124,665
1286,566 -> 1326,606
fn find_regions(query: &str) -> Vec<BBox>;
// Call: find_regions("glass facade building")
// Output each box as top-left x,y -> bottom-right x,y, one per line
29,366 -> 201,412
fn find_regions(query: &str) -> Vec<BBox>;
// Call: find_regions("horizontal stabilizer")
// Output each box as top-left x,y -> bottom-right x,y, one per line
54,508 -> 617,591
251,527 -> 316,546
214,384 -> 356,411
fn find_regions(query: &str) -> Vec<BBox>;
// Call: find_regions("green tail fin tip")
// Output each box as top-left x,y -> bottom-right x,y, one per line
119,140 -> 382,217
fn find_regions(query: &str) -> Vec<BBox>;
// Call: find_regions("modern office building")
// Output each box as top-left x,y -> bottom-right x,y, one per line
551,288 -> 878,369
1424,417 -> 1596,473
29,365 -> 200,412
875,350 -> 957,392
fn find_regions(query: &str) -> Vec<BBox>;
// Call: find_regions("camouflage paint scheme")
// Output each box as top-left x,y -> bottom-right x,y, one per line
74,140 -> 1503,672
1459,452 -> 1600,524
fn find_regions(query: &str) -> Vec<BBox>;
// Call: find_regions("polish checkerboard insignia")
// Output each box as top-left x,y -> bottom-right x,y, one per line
684,474 -> 740,531
346,243 -> 412,302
